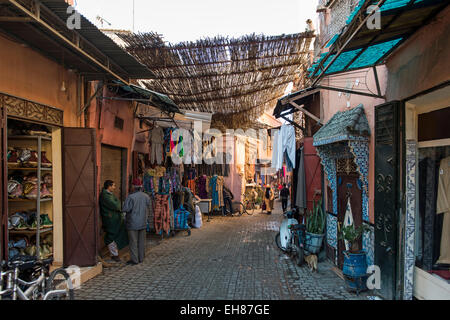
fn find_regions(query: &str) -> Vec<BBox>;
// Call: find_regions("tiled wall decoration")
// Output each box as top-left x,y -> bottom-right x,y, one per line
404,140 -> 417,300
363,224 -> 374,266
327,213 -> 338,249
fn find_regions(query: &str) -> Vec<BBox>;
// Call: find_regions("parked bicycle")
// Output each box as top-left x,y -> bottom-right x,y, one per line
0,257 -> 74,300
235,193 -> 260,216
275,209 -> 305,266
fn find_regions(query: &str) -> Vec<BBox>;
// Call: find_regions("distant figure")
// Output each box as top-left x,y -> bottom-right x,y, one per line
123,179 -> 150,265
222,185 -> 234,216
99,180 -> 129,262
280,183 -> 290,213
264,186 -> 275,215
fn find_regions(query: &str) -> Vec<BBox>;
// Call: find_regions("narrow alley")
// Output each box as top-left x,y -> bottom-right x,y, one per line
75,202 -> 366,300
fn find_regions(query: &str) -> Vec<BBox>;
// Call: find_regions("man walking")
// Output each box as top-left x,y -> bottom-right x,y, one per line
280,183 -> 290,213
123,179 -> 150,265
99,180 -> 129,262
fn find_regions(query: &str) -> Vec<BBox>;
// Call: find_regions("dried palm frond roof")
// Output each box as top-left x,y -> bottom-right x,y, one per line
117,31 -> 315,128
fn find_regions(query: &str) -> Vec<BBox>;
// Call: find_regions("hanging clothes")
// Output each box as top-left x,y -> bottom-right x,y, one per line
209,175 -> 219,209
437,156 -> 450,264
196,175 -> 208,199
295,147 -> 307,209
280,124 -> 296,170
154,194 -> 170,235
217,176 -> 224,207
149,126 -> 164,165
271,129 -> 281,170
236,137 -> 246,176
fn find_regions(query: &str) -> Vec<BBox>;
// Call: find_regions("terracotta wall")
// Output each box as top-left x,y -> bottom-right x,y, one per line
0,34 -> 80,127
385,5 -> 450,101
320,65 -> 388,223
85,86 -> 135,199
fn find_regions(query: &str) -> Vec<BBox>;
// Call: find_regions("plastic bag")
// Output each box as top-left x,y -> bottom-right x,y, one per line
193,205 -> 202,228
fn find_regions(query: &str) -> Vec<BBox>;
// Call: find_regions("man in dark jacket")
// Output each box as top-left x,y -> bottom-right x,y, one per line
222,185 -> 234,216
123,179 -> 150,265
280,183 -> 290,213
99,180 -> 129,262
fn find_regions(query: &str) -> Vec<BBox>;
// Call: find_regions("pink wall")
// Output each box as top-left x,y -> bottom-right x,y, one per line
385,5 -> 450,101
321,65 -> 388,223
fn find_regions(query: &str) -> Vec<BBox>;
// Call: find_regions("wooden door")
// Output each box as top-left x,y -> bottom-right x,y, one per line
337,172 -> 363,268
0,104 -> 6,260
374,101 -> 403,300
63,128 -> 98,267
303,137 -> 323,212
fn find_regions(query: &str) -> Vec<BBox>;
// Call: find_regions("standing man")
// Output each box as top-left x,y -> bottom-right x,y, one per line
280,183 -> 290,213
222,185 -> 234,216
99,180 -> 129,262
123,179 -> 150,265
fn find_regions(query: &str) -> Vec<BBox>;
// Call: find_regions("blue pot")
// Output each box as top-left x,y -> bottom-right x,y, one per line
305,232 -> 325,254
342,251 -> 368,292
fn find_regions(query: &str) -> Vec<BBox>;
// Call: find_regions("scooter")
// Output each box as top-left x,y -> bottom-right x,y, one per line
275,208 -> 305,266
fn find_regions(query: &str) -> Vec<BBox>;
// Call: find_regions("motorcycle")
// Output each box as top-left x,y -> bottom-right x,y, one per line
275,208 -> 305,266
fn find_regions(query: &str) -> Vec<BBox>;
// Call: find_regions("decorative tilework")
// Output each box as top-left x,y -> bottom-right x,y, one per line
327,213 -> 338,249
404,140 -> 416,300
363,224 -> 374,266
349,140 -> 369,194
317,147 -> 338,215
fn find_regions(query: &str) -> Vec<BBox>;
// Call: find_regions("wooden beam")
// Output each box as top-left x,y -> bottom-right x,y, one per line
290,101 -> 322,124
0,17 -> 34,22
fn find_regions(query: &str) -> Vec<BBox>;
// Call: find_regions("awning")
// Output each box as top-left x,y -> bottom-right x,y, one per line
109,80 -> 181,115
0,0 -> 154,83
308,0 -> 449,84
313,104 -> 370,146
273,87 -> 321,119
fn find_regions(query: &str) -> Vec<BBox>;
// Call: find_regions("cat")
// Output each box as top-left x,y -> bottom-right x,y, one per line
305,254 -> 318,272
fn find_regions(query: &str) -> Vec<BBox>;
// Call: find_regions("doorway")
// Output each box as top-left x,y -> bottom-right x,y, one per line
100,145 -> 127,204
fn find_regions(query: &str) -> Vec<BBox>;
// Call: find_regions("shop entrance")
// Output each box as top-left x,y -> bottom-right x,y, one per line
101,145 -> 127,203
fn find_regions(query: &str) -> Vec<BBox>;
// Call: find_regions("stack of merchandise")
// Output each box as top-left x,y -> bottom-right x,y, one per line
7,147 -> 52,168
8,172 -> 53,199
8,233 -> 53,260
8,211 -> 53,230
7,121 -> 52,138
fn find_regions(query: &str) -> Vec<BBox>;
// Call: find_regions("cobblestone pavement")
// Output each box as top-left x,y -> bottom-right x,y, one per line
75,202 -> 369,300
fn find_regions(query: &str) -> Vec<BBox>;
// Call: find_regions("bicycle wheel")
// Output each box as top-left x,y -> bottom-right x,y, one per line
244,200 -> 255,215
236,202 -> 245,216
45,269 -> 74,300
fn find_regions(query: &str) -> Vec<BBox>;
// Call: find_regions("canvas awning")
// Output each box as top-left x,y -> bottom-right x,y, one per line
308,0 -> 449,84
313,104 -> 370,146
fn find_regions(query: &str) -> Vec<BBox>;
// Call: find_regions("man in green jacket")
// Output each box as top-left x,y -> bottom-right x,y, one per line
99,180 -> 129,262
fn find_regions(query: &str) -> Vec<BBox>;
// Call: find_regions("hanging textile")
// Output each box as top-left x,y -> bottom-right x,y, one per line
209,175 -> 219,209
437,156 -> 450,264
196,175 -> 208,199
295,147 -> 307,209
154,194 -> 170,235
149,126 -> 164,165
236,137 -> 246,176
217,176 -> 224,207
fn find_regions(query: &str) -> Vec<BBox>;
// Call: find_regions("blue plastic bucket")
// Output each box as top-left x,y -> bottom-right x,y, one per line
342,251 -> 368,292
304,232 -> 325,254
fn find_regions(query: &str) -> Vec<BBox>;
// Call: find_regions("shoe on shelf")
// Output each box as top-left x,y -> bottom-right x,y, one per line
7,148 -> 20,168
26,151 -> 39,168
18,149 -> 32,166
40,214 -> 53,227
23,182 -> 38,199
40,183 -> 52,198
41,152 -> 52,168
8,179 -> 23,199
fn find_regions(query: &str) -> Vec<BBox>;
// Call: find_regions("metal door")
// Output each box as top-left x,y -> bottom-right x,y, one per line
337,172 -> 363,269
0,104 -> 6,260
63,128 -> 98,267
374,101 -> 403,300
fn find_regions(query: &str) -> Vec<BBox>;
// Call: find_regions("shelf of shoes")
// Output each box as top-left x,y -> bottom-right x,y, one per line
7,133 -> 54,261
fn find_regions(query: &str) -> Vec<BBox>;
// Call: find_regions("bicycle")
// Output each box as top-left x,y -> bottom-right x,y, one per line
235,193 -> 260,216
0,257 -> 74,300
